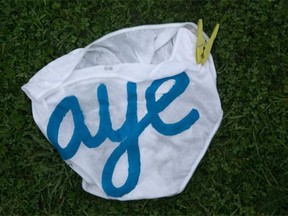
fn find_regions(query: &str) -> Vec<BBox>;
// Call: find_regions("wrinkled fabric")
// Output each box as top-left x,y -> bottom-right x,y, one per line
22,22 -> 223,200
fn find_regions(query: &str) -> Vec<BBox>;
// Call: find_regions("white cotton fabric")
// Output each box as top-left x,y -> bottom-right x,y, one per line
22,22 -> 223,201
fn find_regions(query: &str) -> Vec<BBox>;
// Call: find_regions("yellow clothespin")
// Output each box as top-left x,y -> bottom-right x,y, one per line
196,19 -> 219,64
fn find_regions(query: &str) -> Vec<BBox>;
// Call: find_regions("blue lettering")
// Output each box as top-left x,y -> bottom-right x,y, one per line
47,72 -> 200,197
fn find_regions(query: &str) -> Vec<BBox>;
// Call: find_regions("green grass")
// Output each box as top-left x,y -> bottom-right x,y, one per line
1,0 -> 287,215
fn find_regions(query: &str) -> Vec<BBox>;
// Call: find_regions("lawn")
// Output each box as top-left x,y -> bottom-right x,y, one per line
0,0 -> 287,215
